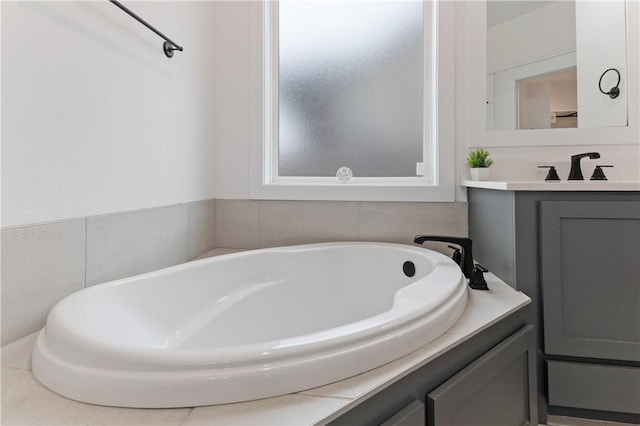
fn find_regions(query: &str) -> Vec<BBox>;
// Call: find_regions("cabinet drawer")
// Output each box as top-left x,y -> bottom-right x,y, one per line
548,361 -> 640,414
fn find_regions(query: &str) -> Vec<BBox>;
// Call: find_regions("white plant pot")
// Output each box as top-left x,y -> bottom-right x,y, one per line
470,168 -> 490,181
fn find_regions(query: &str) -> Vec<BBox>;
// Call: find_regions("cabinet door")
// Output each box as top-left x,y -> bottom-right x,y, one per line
380,401 -> 425,426
427,325 -> 537,426
540,201 -> 640,361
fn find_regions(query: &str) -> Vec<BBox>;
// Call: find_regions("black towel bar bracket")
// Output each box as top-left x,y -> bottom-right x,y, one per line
109,0 -> 183,58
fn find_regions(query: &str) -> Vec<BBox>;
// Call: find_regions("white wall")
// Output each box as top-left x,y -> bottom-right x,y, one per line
487,1 -> 576,73
6,1 -> 633,216
1,1 -> 217,227
576,1 -> 628,127
211,2 -> 251,199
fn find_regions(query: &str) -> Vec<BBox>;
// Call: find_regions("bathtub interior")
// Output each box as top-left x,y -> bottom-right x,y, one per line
81,244 -> 439,350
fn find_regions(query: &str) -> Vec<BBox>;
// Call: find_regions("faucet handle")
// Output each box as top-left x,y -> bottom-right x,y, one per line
447,245 -> 462,266
590,165 -> 614,181
538,166 -> 560,181
469,263 -> 489,290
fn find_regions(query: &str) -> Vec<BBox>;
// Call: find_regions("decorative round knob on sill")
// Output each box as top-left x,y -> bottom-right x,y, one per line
336,167 -> 353,183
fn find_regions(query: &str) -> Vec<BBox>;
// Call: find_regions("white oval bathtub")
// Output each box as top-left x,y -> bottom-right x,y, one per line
32,242 -> 467,408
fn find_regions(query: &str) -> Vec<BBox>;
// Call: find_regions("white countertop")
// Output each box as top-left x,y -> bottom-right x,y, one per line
1,270 -> 530,426
462,180 -> 640,191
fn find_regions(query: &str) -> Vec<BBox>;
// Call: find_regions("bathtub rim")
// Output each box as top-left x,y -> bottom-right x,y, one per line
32,241 -> 469,407
32,277 -> 468,407
37,242 -> 463,368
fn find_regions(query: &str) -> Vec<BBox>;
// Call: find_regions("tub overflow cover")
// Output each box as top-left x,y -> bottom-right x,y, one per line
403,261 -> 416,277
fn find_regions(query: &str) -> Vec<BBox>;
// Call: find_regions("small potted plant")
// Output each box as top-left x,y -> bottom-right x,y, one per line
467,148 -> 493,181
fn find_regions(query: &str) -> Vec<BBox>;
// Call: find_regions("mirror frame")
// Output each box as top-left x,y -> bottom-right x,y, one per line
460,0 -> 639,148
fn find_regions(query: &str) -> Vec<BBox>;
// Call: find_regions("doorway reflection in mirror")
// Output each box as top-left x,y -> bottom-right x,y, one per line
486,0 -> 628,131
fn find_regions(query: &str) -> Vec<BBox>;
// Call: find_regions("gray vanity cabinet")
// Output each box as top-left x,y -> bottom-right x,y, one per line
539,201 -> 640,362
468,189 -> 640,423
427,325 -> 537,426
380,401 -> 425,426
539,201 -> 640,416
328,308 -> 535,426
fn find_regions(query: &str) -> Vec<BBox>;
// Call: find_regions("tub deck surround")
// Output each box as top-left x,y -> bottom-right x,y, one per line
32,242 -> 468,408
462,180 -> 640,191
2,272 -> 530,425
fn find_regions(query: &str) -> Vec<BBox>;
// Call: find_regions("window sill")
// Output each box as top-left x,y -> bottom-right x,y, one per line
249,182 -> 455,202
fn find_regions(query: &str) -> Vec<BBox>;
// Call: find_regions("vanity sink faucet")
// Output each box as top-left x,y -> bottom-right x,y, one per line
568,152 -> 601,180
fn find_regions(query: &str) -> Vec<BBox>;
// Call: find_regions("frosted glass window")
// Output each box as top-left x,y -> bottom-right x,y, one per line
278,1 -> 424,177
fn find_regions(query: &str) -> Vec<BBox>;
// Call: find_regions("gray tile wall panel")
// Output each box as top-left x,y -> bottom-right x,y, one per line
215,200 -> 260,249
85,205 -> 189,286
215,200 -> 468,250
188,199 -> 216,259
259,201 -> 359,247
1,221 -> 86,346
358,202 -> 468,246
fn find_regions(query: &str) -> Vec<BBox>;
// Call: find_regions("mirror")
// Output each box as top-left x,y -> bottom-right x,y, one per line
487,0 -> 628,130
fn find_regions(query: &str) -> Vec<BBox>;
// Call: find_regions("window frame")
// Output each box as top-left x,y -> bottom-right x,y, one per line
249,0 -> 456,202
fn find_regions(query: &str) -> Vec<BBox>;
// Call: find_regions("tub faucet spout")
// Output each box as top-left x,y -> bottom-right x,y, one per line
413,236 -> 474,278
413,235 -> 489,290
568,152 -> 600,180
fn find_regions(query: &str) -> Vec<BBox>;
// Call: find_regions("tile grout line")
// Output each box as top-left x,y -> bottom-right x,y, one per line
3,365 -> 31,372
356,201 -> 362,241
178,407 -> 196,426
213,199 -> 218,250
186,202 -> 192,260
83,218 -> 88,289
257,200 -> 263,249
296,392 -> 354,401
